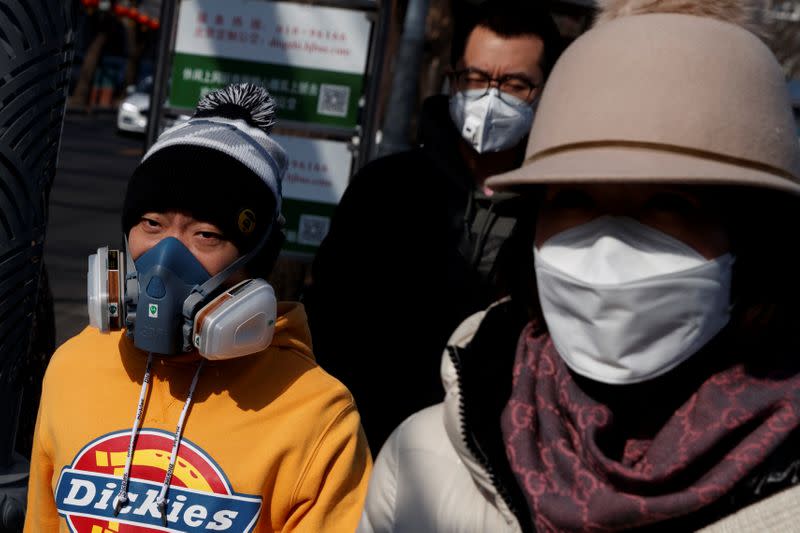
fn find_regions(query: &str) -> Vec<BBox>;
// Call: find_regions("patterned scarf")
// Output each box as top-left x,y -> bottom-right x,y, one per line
501,323 -> 800,532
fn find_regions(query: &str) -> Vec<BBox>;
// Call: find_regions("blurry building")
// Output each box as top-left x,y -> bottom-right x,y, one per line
71,0 -> 161,110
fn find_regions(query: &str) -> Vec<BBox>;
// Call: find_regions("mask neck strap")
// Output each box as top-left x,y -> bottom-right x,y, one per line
123,235 -> 137,279
179,214 -> 280,351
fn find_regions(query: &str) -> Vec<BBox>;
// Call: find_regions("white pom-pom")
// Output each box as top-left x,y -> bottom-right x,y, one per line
195,83 -> 277,134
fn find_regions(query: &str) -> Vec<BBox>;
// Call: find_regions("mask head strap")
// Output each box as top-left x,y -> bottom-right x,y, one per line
180,214 -> 281,351
123,235 -> 139,334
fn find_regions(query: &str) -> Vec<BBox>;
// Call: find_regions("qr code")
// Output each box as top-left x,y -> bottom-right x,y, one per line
297,214 -> 331,246
317,84 -> 350,117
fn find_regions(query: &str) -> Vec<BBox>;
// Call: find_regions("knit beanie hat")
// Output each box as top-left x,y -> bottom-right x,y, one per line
122,84 -> 288,274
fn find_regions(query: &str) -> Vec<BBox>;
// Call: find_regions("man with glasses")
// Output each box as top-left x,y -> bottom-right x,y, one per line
305,0 -> 562,452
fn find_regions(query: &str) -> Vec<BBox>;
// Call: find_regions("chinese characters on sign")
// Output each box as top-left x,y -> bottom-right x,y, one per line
171,0 -> 372,127
191,15 -> 352,53
273,135 -> 352,253
179,67 -> 318,112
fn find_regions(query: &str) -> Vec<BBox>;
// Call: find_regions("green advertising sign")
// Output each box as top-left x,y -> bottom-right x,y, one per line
171,0 -> 373,129
170,54 -> 363,127
272,134 -> 353,254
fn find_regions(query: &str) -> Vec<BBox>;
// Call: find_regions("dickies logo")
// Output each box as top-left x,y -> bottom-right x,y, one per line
55,429 -> 261,532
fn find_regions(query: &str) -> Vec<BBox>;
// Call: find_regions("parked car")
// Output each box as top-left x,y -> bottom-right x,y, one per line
117,76 -> 190,135
116,76 -> 152,134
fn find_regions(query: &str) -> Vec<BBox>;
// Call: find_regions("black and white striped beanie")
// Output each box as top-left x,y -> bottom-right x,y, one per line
122,84 -> 287,260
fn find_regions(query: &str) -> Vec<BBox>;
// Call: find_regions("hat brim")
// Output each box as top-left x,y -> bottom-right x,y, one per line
486,145 -> 800,196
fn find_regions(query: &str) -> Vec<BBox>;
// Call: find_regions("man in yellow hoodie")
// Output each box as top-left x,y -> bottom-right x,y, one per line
24,84 -> 371,532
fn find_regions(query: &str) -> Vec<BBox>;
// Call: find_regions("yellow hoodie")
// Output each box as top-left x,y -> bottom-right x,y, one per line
25,303 -> 371,532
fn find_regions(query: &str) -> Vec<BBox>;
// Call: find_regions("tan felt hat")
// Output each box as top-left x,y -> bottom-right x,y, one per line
486,13 -> 800,195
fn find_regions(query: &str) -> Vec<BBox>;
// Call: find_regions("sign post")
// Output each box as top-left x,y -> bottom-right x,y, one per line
146,0 -> 179,148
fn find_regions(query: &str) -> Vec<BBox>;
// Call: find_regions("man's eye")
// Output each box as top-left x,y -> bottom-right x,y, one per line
505,82 -> 528,92
198,231 -> 221,240
466,73 -> 486,81
141,218 -> 160,228
502,78 -> 533,92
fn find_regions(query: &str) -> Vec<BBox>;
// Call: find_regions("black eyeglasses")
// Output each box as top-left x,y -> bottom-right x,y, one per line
450,68 -> 540,103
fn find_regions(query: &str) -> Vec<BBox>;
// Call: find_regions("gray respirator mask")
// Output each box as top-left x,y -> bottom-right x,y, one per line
87,229 -> 278,359
449,88 -> 534,153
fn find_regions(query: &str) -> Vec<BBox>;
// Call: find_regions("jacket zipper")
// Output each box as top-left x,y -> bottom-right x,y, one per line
448,344 -> 534,533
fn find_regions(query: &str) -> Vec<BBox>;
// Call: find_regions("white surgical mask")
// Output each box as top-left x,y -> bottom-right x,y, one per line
534,216 -> 734,385
449,88 -> 533,154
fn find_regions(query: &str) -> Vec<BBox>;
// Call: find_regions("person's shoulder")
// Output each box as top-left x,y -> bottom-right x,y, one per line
251,345 -> 362,449
355,149 -> 431,179
343,148 -> 433,197
39,327 -> 125,402
332,146 -> 450,229
363,403 -> 464,530
47,327 -> 123,375
256,317 -> 357,415
285,355 -> 357,410
383,403 -> 454,459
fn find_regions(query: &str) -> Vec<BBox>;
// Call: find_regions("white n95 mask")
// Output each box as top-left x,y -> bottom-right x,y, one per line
534,216 -> 734,385
449,88 -> 533,153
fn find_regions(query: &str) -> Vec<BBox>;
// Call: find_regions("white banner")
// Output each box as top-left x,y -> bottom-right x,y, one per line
274,134 -> 352,204
176,0 -> 372,75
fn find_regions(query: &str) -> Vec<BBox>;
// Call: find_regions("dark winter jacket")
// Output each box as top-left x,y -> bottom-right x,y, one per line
304,94 -> 525,451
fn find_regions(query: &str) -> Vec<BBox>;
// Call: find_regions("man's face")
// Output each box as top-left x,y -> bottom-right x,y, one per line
457,25 -> 545,103
128,210 -> 240,276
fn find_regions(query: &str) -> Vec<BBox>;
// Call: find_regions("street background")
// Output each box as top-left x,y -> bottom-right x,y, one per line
1,0 -> 795,490
45,0 -> 800,348
1,1 -> 793,530
47,113 -> 142,346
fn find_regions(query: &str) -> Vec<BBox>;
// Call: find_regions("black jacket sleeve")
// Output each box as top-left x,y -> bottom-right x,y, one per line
304,153 -> 460,452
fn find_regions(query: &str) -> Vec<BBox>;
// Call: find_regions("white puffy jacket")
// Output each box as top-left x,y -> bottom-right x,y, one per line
357,303 -> 800,533
357,307 -> 522,533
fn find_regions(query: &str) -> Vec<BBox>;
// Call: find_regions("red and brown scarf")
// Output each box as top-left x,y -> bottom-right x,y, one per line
501,323 -> 800,532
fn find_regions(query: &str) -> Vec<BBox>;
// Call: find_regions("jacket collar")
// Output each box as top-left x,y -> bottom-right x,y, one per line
441,298 -> 533,532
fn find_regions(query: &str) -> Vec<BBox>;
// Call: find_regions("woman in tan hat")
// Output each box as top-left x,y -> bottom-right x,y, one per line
358,1 -> 800,532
